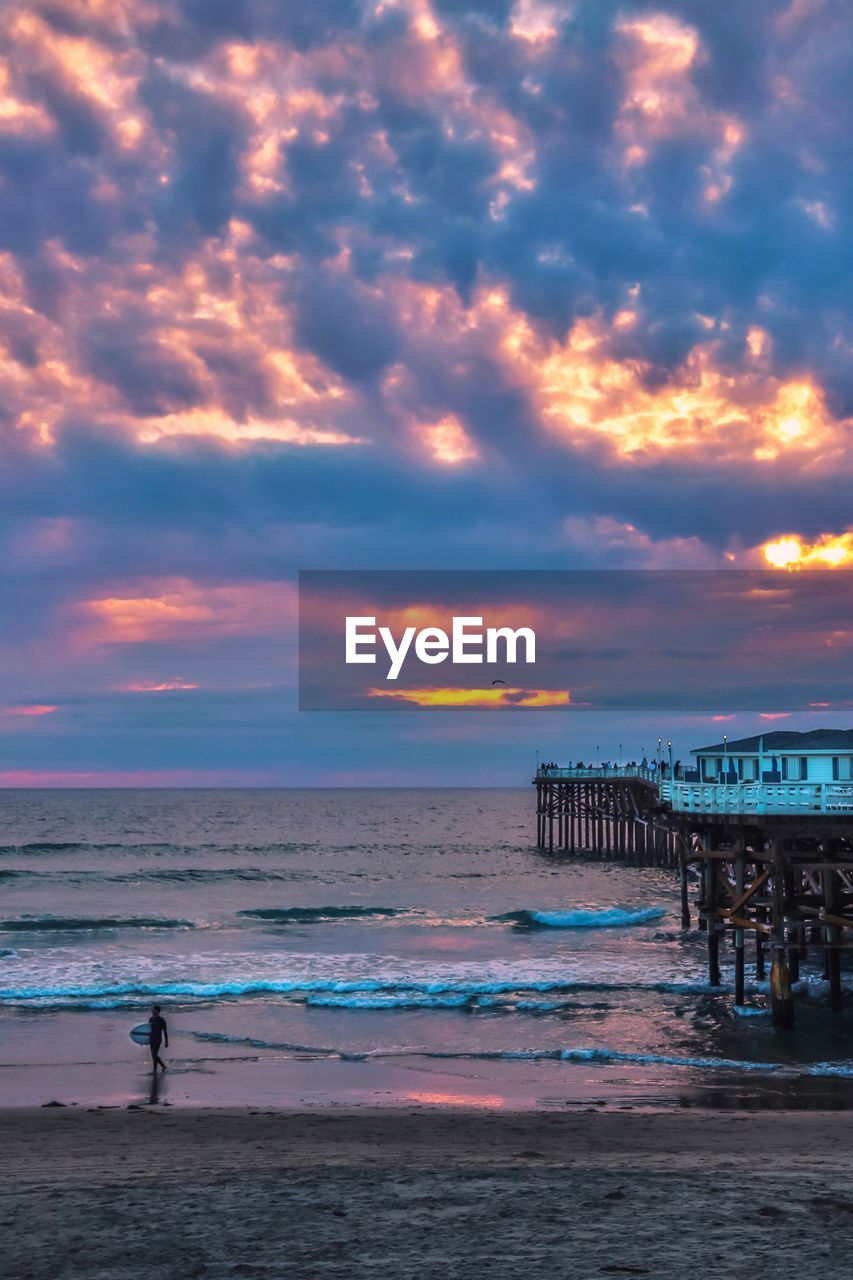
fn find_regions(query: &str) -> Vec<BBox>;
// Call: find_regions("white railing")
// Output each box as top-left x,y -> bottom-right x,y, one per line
536,767 -> 853,815
667,780 -> 853,816
536,765 -> 660,783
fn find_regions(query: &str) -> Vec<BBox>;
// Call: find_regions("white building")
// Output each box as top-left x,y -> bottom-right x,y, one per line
692,729 -> 853,785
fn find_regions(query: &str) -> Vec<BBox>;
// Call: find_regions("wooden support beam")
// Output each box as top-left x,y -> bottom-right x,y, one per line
822,846 -> 844,1013
720,869 -> 771,918
797,905 -> 853,930
704,849 -> 721,987
723,913 -> 773,936
679,833 -> 690,929
770,841 -> 794,1029
734,847 -> 746,1005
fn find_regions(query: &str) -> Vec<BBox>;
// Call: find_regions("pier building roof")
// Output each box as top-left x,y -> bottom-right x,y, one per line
693,730 -> 853,755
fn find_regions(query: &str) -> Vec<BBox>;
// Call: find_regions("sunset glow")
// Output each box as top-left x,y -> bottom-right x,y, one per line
1,705 -> 57,717
0,0 -> 850,780
368,687 -> 570,708
763,533 -> 853,569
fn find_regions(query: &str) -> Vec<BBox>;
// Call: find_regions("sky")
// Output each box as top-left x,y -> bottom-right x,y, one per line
1,0 -> 852,784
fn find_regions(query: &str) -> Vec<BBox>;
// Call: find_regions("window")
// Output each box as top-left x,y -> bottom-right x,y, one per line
783,756 -> 808,781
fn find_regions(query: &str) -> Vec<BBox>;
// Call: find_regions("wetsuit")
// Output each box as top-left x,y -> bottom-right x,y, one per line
149,1014 -> 168,1070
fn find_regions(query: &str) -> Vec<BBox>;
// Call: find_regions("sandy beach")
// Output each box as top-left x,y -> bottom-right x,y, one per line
4,1106 -> 853,1279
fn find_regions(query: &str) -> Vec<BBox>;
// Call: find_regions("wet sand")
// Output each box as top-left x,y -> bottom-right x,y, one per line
3,1106 -> 853,1279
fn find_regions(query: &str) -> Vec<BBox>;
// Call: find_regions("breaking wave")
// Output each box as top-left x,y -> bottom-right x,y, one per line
418,1046 -> 850,1074
185,1031 -> 853,1079
306,992 -> 475,1010
237,906 -> 405,924
191,1031 -> 337,1056
495,907 -> 666,929
0,974 -> 726,1009
0,842 -> 94,854
0,915 -> 195,933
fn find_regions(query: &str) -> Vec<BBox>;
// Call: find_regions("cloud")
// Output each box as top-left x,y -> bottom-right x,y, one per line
121,677 -> 199,691
1,703 -> 56,716
75,578 -> 296,645
1,0 -> 853,777
367,685 -> 569,706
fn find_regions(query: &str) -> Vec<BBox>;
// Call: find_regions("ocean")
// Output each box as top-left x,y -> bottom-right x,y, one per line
1,788 -> 852,1109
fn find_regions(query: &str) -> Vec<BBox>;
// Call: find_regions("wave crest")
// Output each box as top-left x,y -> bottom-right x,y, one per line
495,907 -> 666,929
0,916 -> 195,933
237,906 -> 403,924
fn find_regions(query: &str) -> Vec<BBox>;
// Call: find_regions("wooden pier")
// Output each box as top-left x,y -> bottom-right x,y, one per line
535,763 -> 853,1028
534,767 -> 680,865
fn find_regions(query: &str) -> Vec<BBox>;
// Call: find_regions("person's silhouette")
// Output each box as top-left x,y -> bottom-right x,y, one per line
148,1004 -> 169,1073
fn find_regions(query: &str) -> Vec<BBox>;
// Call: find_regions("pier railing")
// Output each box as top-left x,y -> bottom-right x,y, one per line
537,765 -> 659,782
536,766 -> 853,815
665,779 -> 853,816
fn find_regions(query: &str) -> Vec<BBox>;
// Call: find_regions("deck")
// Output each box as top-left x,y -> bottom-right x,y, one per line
537,764 -> 853,816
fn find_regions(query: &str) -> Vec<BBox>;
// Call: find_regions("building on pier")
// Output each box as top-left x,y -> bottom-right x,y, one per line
694,729 -> 853,785
534,730 -> 853,1028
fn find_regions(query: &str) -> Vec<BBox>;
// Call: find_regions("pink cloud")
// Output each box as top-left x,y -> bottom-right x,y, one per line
1,704 -> 57,716
0,768 -> 285,788
121,678 -> 199,692
75,579 -> 297,646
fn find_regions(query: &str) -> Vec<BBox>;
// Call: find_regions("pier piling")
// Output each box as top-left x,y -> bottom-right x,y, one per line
534,764 -> 853,1026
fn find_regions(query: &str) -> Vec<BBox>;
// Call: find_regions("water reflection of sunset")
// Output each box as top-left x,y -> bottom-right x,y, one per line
404,1093 -> 506,1109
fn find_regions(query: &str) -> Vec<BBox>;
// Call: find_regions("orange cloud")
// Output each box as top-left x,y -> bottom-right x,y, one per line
386,278 -> 846,468
762,531 -> 853,568
367,686 -> 570,707
418,415 -> 479,465
8,8 -> 145,150
510,313 -> 838,461
614,13 -> 744,202
77,579 -> 296,645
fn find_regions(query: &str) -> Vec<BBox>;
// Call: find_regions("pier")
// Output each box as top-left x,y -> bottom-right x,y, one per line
534,732 -> 853,1028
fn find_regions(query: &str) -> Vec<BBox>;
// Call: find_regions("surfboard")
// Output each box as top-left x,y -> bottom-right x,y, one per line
129,1023 -> 151,1046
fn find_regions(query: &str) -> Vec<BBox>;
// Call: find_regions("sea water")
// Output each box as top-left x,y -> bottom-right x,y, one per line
0,789 -> 851,1109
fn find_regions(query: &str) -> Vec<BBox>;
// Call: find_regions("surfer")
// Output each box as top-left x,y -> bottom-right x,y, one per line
149,1004 -> 169,1072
